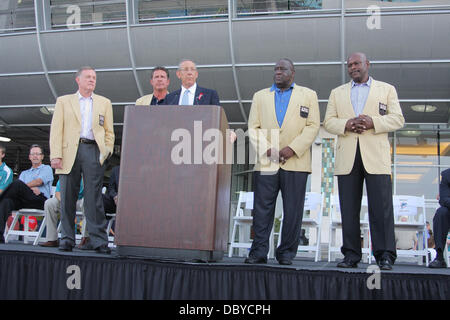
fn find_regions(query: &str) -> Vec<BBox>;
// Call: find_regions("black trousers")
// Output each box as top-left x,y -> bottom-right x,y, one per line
0,180 -> 47,233
249,169 -> 308,261
102,194 -> 116,214
433,206 -> 450,256
337,143 -> 397,264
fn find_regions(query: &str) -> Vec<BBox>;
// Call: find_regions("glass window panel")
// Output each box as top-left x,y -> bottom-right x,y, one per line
0,0 -> 35,33
395,130 -> 438,165
51,0 -> 126,29
395,166 -> 440,199
345,0 -> 437,9
236,0 -> 322,14
139,0 -> 227,21
394,165 -> 440,222
439,130 -> 450,166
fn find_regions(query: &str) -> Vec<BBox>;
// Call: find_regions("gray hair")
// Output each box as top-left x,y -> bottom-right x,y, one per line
76,66 -> 96,78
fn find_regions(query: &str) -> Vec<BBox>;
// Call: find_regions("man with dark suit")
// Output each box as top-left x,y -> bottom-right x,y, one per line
429,168 -> 450,268
245,58 -> 320,265
163,59 -> 220,106
324,52 -> 405,270
50,66 -> 115,254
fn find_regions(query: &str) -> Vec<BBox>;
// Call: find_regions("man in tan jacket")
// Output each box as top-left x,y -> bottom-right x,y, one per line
245,58 -> 320,265
50,66 -> 115,254
324,52 -> 405,270
135,66 -> 170,105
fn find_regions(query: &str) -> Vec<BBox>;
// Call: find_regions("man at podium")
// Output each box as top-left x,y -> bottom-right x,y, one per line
246,58 -> 320,265
163,59 -> 220,106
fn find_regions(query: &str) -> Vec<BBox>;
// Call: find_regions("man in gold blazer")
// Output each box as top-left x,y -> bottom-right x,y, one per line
324,52 -> 405,270
50,66 -> 115,254
245,58 -> 320,265
135,66 -> 170,105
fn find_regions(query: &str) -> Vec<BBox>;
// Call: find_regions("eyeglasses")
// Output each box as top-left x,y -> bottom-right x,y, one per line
179,68 -> 197,73
29,153 -> 42,156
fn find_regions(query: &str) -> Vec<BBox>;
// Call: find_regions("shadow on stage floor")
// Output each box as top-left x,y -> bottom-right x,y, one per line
0,243 -> 448,300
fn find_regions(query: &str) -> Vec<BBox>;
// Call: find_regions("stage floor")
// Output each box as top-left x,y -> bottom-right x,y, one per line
1,243 -> 448,275
0,243 -> 449,300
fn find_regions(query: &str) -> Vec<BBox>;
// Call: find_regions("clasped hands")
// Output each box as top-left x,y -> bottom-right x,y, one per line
345,114 -> 374,134
266,146 -> 294,165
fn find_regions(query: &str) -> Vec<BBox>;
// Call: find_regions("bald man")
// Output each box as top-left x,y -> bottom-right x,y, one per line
324,52 -> 405,270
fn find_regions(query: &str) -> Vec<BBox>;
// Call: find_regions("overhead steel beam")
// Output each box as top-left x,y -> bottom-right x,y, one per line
34,0 -> 57,100
125,0 -> 143,97
228,0 -> 247,123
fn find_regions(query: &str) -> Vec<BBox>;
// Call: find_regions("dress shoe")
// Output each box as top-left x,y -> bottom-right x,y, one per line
378,259 -> 393,270
428,258 -> 447,269
244,256 -> 267,264
95,244 -> 111,254
39,240 -> 59,248
278,259 -> 292,265
0,235 -> 4,244
58,241 -> 74,252
337,260 -> 358,268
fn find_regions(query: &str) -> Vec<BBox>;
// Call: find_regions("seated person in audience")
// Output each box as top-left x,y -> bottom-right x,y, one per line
0,144 -> 13,194
429,168 -> 450,268
394,216 -> 418,250
0,144 -> 53,243
39,179 -> 84,247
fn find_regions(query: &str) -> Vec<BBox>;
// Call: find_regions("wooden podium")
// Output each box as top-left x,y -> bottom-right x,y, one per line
115,105 -> 232,261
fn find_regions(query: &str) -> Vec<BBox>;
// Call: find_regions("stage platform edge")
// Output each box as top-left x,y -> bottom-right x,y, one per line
0,244 -> 448,300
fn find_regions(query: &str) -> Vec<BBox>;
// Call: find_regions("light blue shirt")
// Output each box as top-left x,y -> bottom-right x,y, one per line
271,82 -> 295,127
19,164 -> 54,199
350,77 -> 372,116
0,162 -> 13,191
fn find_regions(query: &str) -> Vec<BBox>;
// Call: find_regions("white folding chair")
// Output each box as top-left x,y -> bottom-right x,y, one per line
328,195 -> 341,262
277,192 -> 324,261
300,192 -> 325,261
360,196 -> 373,263
228,191 -> 254,257
393,195 -> 429,266
328,194 -> 372,263
4,186 -> 57,245
106,213 -> 116,248
5,209 -> 47,245
228,191 -> 275,258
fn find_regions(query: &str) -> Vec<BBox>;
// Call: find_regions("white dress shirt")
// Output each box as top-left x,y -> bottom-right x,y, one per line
77,91 -> 95,140
178,83 -> 197,106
